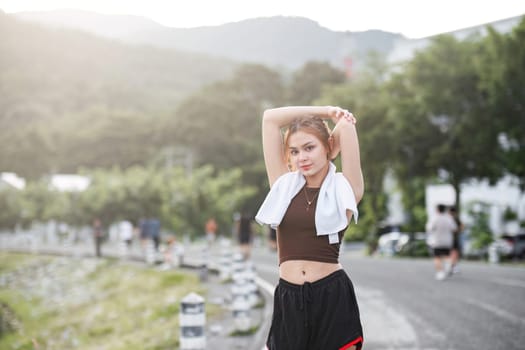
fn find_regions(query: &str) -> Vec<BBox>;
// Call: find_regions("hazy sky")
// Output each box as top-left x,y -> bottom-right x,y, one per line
0,0 -> 524,38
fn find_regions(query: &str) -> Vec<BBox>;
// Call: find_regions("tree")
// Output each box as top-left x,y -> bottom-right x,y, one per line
0,13 -> 236,178
318,56 -> 392,240
164,64 -> 284,169
387,35 -> 502,214
164,165 -> 256,236
479,18 -> 525,188
0,123 -> 57,180
287,61 -> 346,105
0,187 -> 25,230
160,64 -> 284,213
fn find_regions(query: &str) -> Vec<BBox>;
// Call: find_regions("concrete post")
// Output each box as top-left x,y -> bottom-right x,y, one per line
179,292 -> 206,349
244,261 -> 259,307
219,249 -> 232,282
488,244 -> 500,264
199,247 -> 208,282
231,268 -> 251,332
118,240 -> 128,260
144,239 -> 156,265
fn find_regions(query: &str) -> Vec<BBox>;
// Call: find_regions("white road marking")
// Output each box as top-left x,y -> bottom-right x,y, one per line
255,276 -> 276,295
356,285 -> 420,348
492,277 -> 525,289
464,298 -> 525,326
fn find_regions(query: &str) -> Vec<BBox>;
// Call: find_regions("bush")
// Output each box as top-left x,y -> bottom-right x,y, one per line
398,239 -> 430,257
468,202 -> 493,250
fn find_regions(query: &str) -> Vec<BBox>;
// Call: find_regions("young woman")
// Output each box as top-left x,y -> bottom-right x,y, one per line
256,106 -> 364,350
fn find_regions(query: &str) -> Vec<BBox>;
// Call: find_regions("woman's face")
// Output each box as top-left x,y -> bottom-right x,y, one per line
287,130 -> 329,178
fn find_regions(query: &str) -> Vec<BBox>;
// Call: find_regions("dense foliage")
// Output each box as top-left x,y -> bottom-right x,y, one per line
0,13 -> 236,178
1,13 -> 524,248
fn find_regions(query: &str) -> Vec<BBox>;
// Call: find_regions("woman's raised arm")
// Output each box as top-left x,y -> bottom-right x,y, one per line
262,106 -> 331,187
330,114 -> 364,203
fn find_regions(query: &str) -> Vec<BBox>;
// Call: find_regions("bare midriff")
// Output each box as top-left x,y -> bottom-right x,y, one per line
279,260 -> 342,284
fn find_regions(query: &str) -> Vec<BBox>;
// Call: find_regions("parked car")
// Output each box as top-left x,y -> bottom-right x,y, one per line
377,230 -> 410,256
405,232 -> 431,256
493,233 -> 525,259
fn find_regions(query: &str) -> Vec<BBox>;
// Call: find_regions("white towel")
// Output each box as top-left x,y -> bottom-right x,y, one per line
255,162 -> 358,244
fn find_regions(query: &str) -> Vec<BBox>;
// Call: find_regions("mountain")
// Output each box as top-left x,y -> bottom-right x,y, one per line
127,16 -> 404,70
0,11 -> 236,115
14,9 -> 165,38
0,11 -> 238,175
12,10 -> 405,70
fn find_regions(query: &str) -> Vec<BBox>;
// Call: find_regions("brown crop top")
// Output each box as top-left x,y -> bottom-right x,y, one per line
277,186 -> 345,265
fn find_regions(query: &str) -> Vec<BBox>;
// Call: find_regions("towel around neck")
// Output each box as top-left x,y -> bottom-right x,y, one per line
255,162 -> 358,242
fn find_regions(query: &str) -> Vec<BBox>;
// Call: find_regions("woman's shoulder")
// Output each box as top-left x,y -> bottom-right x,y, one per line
334,172 -> 351,186
273,170 -> 300,186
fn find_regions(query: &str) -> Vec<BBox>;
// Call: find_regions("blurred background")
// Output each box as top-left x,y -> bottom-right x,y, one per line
0,3 -> 523,252
0,1 -> 524,349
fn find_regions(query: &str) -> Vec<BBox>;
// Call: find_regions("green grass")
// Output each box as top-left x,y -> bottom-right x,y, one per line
0,252 -> 221,350
0,252 -> 53,274
229,325 -> 260,337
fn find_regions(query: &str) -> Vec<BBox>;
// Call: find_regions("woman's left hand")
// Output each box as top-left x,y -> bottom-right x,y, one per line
327,106 -> 357,125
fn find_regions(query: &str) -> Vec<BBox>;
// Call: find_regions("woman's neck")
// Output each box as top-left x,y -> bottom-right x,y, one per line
304,162 -> 329,187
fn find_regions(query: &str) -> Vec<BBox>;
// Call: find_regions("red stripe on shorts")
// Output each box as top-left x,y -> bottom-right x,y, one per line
339,335 -> 363,350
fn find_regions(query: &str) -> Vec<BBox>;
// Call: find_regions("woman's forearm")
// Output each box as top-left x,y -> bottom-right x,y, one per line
336,120 -> 364,203
263,106 -> 330,127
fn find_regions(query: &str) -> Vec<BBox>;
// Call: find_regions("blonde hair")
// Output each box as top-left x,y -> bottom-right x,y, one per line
283,115 -> 332,166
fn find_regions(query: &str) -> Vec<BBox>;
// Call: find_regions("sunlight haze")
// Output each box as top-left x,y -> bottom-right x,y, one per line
0,0 -> 524,38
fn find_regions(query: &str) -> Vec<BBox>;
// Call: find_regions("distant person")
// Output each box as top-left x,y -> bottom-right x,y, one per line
92,218 -> 104,258
139,218 -> 150,249
205,217 -> 218,246
426,204 -> 458,280
118,220 -> 134,248
161,233 -> 178,268
149,218 -> 161,252
236,211 -> 254,259
268,226 -> 277,251
449,206 -> 464,274
255,106 -> 364,349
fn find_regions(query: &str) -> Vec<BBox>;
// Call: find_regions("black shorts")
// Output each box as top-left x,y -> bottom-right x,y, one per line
452,235 -> 460,250
239,231 -> 251,244
267,269 -> 363,350
433,247 -> 451,256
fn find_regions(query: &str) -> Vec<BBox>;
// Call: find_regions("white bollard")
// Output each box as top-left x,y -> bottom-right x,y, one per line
118,240 -> 129,259
30,235 -> 39,254
231,253 -> 245,281
231,269 -> 252,332
179,292 -> 206,349
244,262 -> 259,307
231,282 -> 251,331
488,244 -> 500,264
219,249 -> 232,282
175,243 -> 185,267
144,240 -> 156,265
199,247 -> 209,282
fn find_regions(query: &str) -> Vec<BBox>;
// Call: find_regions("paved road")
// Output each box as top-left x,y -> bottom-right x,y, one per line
3,234 -> 524,350
251,248 -> 525,350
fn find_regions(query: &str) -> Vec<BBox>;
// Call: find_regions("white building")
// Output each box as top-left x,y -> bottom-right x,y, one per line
383,15 -> 525,237
426,176 -> 525,236
49,174 -> 90,192
387,15 -> 523,65
0,172 -> 26,190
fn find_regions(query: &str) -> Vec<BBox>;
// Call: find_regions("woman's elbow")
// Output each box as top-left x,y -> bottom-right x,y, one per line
263,109 -> 275,119
355,188 -> 364,204
354,183 -> 364,204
